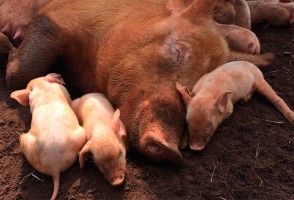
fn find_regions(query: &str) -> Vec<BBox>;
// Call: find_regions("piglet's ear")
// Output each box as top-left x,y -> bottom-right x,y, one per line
176,82 -> 192,106
112,109 -> 121,134
79,141 -> 91,169
10,89 -> 31,106
215,91 -> 233,113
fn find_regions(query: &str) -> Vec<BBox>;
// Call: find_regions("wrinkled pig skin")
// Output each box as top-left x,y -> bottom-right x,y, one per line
0,0 -> 52,46
5,0 -> 271,162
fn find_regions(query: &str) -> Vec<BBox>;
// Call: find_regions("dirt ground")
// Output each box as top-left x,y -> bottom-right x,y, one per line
0,23 -> 293,200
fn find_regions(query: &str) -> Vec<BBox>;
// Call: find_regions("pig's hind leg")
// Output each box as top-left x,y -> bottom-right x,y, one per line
19,133 -> 38,166
6,15 -> 63,90
255,78 -> 294,124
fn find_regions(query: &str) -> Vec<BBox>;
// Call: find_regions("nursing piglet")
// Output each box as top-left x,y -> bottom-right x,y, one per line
71,93 -> 127,186
176,61 -> 294,151
10,73 -> 86,200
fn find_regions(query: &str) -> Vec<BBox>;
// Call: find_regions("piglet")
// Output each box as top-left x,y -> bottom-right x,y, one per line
71,93 -> 127,186
176,61 -> 294,151
10,73 -> 86,200
247,1 -> 294,26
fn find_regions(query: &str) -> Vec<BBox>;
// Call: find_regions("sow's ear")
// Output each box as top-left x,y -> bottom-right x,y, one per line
112,109 -> 121,134
10,89 -> 31,106
175,82 -> 192,106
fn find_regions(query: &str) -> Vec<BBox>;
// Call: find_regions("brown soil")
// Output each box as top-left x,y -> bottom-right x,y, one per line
0,23 -> 293,200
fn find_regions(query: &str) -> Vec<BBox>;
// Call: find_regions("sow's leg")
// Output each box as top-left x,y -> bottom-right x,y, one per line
6,15 -> 62,89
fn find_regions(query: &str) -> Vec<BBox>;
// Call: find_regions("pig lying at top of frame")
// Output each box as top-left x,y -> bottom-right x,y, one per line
176,61 -> 294,151
71,93 -> 127,186
247,0 -> 294,26
214,0 -> 294,28
10,73 -> 86,200
5,0 -> 273,162
0,0 -> 53,46
214,0 -> 251,29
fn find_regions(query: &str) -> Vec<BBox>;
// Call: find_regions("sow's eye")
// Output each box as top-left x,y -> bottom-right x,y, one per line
161,38 -> 190,66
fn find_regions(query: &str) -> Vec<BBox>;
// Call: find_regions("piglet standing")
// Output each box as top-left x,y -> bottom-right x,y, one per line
71,93 -> 127,186
10,73 -> 86,200
176,61 -> 294,151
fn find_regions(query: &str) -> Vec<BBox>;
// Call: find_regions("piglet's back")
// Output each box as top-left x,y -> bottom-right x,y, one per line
74,93 -> 115,121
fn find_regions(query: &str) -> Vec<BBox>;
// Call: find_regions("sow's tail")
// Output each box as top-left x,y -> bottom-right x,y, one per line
51,173 -> 60,200
228,51 -> 274,67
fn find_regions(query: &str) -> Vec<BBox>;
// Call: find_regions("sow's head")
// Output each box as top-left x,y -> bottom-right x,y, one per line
106,0 -> 228,162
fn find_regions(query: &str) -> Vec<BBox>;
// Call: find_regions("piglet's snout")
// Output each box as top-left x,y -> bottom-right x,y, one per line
110,174 -> 125,186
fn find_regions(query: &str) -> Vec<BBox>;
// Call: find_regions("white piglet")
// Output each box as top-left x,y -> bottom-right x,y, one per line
176,61 -> 294,151
10,73 -> 86,200
71,93 -> 127,186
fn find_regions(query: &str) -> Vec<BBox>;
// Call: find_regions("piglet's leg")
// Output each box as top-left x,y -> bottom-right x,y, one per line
6,15 -> 62,90
255,79 -> 294,124
19,133 -> 37,165
241,91 -> 254,103
248,1 -> 290,25
70,126 -> 86,153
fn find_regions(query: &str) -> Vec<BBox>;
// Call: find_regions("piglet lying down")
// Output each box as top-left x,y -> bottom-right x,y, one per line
10,73 -> 86,200
176,61 -> 294,151
71,93 -> 127,186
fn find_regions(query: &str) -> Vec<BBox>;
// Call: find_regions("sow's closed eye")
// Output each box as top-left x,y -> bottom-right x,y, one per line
161,38 -> 190,65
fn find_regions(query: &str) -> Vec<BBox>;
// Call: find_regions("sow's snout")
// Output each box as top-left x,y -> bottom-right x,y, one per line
136,95 -> 185,162
141,129 -> 182,162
